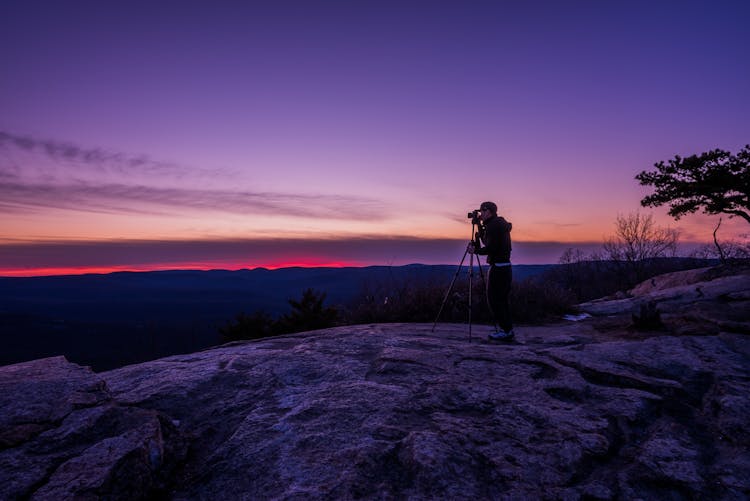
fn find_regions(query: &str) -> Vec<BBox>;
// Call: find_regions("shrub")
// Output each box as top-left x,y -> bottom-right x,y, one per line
276,288 -> 339,334
344,275 -> 447,323
345,272 -> 577,326
510,278 -> 577,323
219,310 -> 275,342
219,288 -> 339,341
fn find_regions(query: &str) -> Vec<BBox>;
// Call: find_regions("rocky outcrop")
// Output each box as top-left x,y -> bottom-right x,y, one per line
579,265 -> 750,336
1,266 -> 749,500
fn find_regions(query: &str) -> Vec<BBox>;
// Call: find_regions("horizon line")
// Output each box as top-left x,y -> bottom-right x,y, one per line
0,237 -> 720,278
0,257 -> 718,279
0,262 -> 525,278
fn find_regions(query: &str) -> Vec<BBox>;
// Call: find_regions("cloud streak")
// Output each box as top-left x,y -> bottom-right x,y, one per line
0,130 -> 387,220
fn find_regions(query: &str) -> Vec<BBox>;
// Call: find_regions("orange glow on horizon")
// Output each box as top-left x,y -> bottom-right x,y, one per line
0,260 -> 364,278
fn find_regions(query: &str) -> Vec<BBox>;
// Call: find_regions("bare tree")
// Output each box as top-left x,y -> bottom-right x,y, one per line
604,213 -> 679,261
602,212 -> 679,287
708,219 -> 750,262
691,231 -> 750,261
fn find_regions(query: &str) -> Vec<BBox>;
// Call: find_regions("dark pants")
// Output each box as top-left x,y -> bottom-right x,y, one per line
487,265 -> 513,332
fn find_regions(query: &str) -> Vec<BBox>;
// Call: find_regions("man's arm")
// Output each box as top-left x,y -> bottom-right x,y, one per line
476,221 -> 500,255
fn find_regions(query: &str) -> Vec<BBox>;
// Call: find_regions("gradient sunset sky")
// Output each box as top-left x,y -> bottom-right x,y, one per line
1,1 -> 748,275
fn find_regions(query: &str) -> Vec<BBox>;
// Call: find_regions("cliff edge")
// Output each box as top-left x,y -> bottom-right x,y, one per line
1,266 -> 749,500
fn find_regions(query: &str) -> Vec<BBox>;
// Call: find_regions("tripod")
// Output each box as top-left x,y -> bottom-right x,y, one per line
431,218 -> 499,341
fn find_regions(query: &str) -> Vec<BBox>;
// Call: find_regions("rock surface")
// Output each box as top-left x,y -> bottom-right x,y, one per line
0,357 -> 182,500
1,266 -> 749,500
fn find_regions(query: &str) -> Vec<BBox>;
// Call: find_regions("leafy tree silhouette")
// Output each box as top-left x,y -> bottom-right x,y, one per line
637,145 -> 750,225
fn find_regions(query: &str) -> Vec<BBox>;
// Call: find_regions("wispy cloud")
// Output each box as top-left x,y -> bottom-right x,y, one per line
0,179 -> 386,219
0,130 -> 387,220
0,130 -> 229,179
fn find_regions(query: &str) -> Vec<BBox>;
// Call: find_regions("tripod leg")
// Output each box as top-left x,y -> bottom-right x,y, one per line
468,252 -> 473,343
431,247 -> 470,332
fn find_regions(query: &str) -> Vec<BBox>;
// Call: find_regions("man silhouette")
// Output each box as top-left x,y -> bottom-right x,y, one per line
468,201 -> 515,341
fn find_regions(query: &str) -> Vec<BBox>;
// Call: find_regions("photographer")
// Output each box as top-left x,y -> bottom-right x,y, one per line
468,201 -> 515,341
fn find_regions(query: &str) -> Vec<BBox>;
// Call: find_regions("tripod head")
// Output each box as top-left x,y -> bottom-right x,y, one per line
467,209 -> 488,239
468,212 -> 486,247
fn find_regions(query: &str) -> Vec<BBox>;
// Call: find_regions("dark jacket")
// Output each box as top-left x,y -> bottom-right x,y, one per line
476,215 -> 512,264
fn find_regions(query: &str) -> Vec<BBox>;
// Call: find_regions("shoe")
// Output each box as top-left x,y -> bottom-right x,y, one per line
488,329 -> 515,341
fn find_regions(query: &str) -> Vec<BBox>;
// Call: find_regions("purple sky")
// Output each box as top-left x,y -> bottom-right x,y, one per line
1,1 -> 748,274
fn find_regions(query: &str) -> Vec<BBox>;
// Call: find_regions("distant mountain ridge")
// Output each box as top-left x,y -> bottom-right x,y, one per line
0,264 -> 551,370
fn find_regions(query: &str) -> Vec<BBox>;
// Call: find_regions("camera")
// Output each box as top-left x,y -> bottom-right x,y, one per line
468,209 -> 481,225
